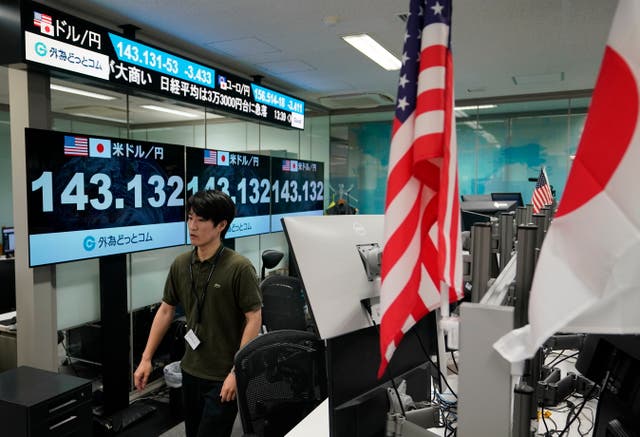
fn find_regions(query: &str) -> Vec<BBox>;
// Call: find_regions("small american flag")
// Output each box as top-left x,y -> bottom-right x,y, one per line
34,12 -> 54,36
204,149 -> 216,165
282,160 -> 290,171
531,167 -> 553,213
379,0 -> 462,377
63,135 -> 88,156
33,12 -> 52,27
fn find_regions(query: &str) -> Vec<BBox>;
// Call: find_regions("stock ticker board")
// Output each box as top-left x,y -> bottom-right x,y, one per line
23,1 -> 305,129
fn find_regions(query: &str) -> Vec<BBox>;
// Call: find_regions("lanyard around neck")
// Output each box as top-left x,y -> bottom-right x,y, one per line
189,245 -> 225,325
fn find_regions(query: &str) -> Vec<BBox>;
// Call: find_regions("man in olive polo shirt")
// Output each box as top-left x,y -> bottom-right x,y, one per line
134,189 -> 262,437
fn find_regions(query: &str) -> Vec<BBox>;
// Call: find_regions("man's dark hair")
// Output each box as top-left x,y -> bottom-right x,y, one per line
187,190 -> 236,239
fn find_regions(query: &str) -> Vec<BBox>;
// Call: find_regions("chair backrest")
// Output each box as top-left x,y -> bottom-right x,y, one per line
260,275 -> 308,332
234,330 -> 327,437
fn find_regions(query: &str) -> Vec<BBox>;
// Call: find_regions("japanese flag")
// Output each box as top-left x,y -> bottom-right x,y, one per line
89,138 -> 112,158
494,0 -> 640,363
217,151 -> 230,166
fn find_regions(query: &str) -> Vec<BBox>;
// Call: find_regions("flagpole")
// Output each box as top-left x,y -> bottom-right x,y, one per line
436,280 -> 456,395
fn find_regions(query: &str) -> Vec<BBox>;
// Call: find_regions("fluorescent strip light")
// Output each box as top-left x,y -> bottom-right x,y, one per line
50,84 -> 117,100
342,34 -> 401,71
454,104 -> 497,111
141,105 -> 200,118
70,113 -> 127,123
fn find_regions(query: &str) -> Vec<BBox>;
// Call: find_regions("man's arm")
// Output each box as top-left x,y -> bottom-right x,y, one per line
239,308 -> 262,348
133,301 -> 176,390
220,308 -> 262,402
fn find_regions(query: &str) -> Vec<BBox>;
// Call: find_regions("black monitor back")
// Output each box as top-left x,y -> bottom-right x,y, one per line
326,312 -> 436,437
461,210 -> 492,232
0,259 -> 16,314
575,335 -> 640,436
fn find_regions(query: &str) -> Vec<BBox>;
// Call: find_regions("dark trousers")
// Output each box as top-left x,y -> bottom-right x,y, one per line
181,369 -> 238,437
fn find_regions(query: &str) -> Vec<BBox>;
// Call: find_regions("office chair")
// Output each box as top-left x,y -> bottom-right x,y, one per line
261,249 -> 284,280
234,330 -> 327,437
260,275 -> 309,332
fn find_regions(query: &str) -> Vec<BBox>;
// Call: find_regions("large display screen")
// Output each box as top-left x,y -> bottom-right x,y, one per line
25,128 -> 186,266
25,128 -> 326,266
186,147 -> 271,238
270,157 -> 325,232
21,1 -> 304,129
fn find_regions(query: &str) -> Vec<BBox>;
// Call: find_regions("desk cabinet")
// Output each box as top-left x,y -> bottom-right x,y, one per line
0,366 -> 92,437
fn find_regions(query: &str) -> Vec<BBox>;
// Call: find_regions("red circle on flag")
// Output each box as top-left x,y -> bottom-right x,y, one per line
44,25 -> 51,33
556,47 -> 638,217
97,143 -> 104,153
220,155 -> 226,163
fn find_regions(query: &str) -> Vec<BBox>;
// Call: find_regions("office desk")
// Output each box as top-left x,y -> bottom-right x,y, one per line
0,311 -> 17,372
285,398 -> 328,437
284,398 -> 447,437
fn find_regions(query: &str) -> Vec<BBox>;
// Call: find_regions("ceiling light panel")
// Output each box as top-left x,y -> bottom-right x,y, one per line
342,34 -> 401,71
141,105 -> 200,118
51,84 -> 117,100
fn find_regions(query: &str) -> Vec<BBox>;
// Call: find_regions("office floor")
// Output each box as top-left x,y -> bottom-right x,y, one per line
95,387 -> 244,437
158,416 -> 244,437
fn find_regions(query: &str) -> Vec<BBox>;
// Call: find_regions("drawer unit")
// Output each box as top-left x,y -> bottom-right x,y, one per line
0,366 -> 92,437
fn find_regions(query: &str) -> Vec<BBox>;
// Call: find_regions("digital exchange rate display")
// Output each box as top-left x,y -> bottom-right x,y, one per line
22,2 -> 304,129
186,147 -> 271,239
186,149 -> 325,235
270,158 -> 325,232
25,128 -> 186,266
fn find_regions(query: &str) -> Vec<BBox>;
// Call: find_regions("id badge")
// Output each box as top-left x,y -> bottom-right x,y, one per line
185,328 -> 201,350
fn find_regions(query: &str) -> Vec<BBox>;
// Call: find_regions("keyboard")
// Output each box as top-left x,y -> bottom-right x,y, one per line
0,317 -> 16,326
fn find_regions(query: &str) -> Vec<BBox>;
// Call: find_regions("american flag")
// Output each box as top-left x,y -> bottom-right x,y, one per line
63,135 -> 89,156
531,167 -> 553,213
379,0 -> 462,377
282,159 -> 291,171
204,149 -> 216,165
33,12 -> 52,27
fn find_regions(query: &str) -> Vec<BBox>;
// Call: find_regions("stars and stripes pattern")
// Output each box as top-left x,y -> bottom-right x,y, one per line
33,12 -> 52,28
204,149 -> 217,165
531,167 -> 553,213
63,135 -> 89,156
379,0 -> 462,377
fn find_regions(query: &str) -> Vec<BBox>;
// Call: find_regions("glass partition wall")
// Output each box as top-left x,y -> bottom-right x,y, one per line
328,94 -> 590,214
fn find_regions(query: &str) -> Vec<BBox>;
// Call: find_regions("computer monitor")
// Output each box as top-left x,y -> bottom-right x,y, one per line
460,199 -> 519,216
461,210 -> 492,232
2,227 -> 15,257
282,215 -> 438,437
281,215 -> 385,339
326,314 -> 437,437
460,194 -> 492,202
575,335 -> 640,436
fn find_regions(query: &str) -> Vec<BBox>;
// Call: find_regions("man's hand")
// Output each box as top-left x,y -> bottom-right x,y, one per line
220,370 -> 237,402
133,359 -> 153,391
